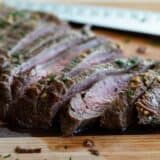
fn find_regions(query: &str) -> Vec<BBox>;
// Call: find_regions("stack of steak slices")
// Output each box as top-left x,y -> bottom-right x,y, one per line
60,58 -> 155,135
0,5 -> 160,135
0,5 -> 68,120
7,35 -> 123,128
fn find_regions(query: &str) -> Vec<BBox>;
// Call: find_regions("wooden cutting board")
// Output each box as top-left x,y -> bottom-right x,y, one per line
0,26 -> 160,160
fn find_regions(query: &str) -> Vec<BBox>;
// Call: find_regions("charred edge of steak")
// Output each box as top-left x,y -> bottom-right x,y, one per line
101,70 -> 157,130
135,73 -> 160,125
8,77 -> 66,128
0,49 -> 12,120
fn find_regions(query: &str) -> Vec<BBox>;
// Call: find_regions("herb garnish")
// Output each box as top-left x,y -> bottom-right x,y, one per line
12,53 -> 21,65
0,34 -> 4,41
10,11 -> 26,19
115,57 -> 138,68
115,59 -> 128,67
49,74 -> 57,81
127,89 -> 135,97
70,58 -> 80,68
0,19 -> 8,28
3,154 -> 11,159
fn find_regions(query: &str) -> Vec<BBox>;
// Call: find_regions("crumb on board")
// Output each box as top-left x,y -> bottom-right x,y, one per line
88,148 -> 99,156
136,46 -> 146,54
82,139 -> 100,156
14,146 -> 41,153
64,145 -> 68,150
83,139 -> 95,148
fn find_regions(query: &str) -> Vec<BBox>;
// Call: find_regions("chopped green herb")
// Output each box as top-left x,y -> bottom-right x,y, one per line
127,89 -> 135,97
0,19 -> 8,28
0,34 -> 4,40
49,74 -> 57,81
12,53 -> 21,65
71,58 -> 80,67
20,31 -> 26,37
115,57 -> 138,68
3,154 -> 11,159
12,53 -> 20,59
69,157 -> 72,160
127,57 -> 139,67
10,11 -> 26,19
115,59 -> 128,67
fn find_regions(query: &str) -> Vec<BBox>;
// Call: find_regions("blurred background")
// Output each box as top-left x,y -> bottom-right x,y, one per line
23,0 -> 160,11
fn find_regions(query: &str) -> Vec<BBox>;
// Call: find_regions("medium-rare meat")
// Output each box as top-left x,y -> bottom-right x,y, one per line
60,74 -> 131,135
135,72 -> 160,125
6,37 -> 108,128
0,24 -> 96,121
101,70 -> 157,131
60,59 -> 155,135
67,41 -> 122,77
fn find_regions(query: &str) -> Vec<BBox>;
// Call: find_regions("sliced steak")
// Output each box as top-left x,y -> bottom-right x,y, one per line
6,37 -> 106,128
101,70 -> 157,131
135,72 -> 160,125
60,59 -> 156,135
16,29 -> 94,74
67,41 -> 122,77
60,74 -> 131,135
10,62 -> 126,129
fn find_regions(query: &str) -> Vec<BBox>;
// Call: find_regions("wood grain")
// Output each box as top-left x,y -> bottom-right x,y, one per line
1,135 -> 160,159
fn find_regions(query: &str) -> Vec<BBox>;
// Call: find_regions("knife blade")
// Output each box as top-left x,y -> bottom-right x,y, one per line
3,0 -> 160,36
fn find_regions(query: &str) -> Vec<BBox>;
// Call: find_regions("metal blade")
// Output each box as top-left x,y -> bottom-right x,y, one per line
4,0 -> 160,36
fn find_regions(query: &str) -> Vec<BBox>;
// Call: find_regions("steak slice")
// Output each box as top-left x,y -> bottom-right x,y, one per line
16,29 -> 93,74
60,74 -> 131,135
135,72 -> 160,125
67,41 -> 122,77
60,59 -> 156,135
101,69 -> 157,130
